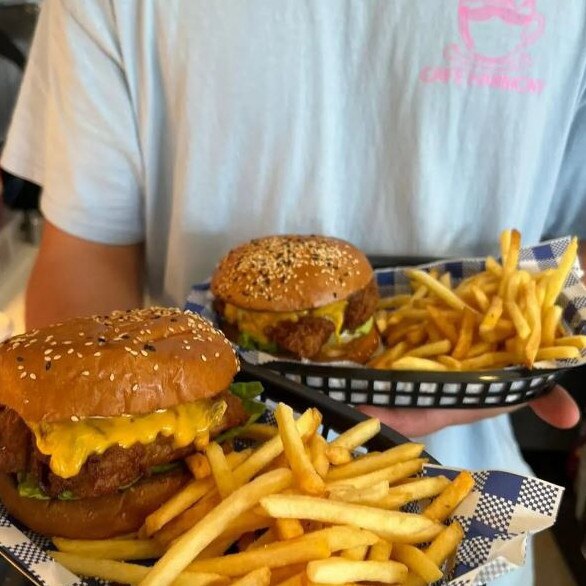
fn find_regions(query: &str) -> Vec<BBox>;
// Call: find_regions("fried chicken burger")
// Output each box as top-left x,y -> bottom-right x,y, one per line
0,308 -> 247,538
211,235 -> 380,363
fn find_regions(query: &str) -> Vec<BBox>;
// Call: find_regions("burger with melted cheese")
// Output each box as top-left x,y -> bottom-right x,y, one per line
211,235 -> 380,363
0,308 -> 247,538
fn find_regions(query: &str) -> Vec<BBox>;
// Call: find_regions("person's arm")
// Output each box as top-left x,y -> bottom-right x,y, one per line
1,1 -> 145,329
26,221 -> 144,330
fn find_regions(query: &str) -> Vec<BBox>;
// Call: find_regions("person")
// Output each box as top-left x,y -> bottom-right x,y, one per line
2,1 -> 585,583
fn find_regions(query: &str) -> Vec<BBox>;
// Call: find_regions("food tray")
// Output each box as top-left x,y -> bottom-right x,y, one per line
186,237 -> 586,409
0,364 -> 564,586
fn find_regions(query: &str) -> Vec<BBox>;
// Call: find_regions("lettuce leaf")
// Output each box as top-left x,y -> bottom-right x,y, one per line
216,382 -> 266,443
237,332 -> 278,353
17,474 -> 50,500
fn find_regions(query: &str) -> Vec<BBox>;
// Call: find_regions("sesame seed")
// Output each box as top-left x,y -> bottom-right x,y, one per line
185,345 -> 191,350
71,415 -> 79,422
84,341 -> 93,346
201,354 -> 207,361
140,350 -> 148,357
29,373 -> 36,380
44,356 -> 51,362
132,384 -> 139,391
20,372 -> 27,379
154,364 -> 159,371
110,373 -> 115,381
67,349 -> 74,355
53,355 -> 62,360
17,365 -> 24,370
214,352 -> 220,358
77,352 -> 83,359
44,349 -> 53,355
82,371 -> 90,376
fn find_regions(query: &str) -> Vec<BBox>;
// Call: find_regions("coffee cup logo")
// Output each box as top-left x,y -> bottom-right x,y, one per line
445,0 -> 545,71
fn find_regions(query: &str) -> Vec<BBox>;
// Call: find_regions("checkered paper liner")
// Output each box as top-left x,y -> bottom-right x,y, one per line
186,236 -> 586,407
0,462 -> 564,586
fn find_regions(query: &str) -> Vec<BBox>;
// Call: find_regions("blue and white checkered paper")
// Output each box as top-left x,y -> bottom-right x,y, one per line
186,236 -> 586,371
0,464 -> 563,586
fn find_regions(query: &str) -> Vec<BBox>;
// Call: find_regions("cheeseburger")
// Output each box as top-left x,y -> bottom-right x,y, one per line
211,235 -> 380,362
0,308 -> 247,538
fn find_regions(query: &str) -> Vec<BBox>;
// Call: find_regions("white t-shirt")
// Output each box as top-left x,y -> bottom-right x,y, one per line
3,3 -> 586,582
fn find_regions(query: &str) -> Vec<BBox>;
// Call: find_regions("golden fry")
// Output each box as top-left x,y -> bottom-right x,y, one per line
326,458 -> 426,490
368,540 -> 393,561
326,443 -> 424,482
141,469 -> 293,586
232,567 -> 272,586
185,453 -> 212,480
325,446 -> 353,465
535,346 -> 580,361
329,418 -> 381,451
542,305 -> 562,347
392,543 -> 443,583
406,339 -> 451,358
50,552 -> 227,586
260,494 -> 441,543
52,537 -> 163,561
391,356 -> 448,371
375,476 -> 452,510
544,237 -> 578,307
555,335 -> 586,349
306,558 -> 408,584
310,434 -> 330,478
276,403 -> 325,496
405,269 -> 468,311
206,442 -> 237,498
423,471 -> 475,523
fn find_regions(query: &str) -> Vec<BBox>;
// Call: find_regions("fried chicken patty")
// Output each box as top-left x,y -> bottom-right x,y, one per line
216,278 -> 379,359
0,391 -> 247,499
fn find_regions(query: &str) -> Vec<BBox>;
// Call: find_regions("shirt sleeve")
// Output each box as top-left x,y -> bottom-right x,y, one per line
0,0 -> 144,245
543,88 -> 586,241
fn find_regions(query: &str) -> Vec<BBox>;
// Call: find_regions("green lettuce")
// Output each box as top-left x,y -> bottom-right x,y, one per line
17,474 -> 50,500
215,382 -> 267,443
237,332 -> 278,353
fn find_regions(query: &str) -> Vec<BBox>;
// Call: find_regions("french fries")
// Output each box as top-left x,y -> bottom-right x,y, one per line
50,551 -> 227,586
373,229 -> 584,370
306,558 -> 408,584
52,537 -> 163,561
48,411 -> 470,586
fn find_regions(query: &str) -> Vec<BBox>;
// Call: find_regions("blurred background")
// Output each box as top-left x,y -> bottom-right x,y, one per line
0,2 -> 585,584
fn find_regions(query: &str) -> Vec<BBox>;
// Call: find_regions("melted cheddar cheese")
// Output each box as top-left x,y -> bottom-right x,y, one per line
223,299 -> 348,344
30,399 -> 226,479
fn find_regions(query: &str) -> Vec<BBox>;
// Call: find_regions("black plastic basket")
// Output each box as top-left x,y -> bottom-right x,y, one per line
246,253 -> 568,410
261,360 -> 563,409
239,362 -> 438,459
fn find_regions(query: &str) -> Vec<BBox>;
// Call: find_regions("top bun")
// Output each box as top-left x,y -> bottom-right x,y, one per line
0,308 -> 239,423
211,235 -> 374,312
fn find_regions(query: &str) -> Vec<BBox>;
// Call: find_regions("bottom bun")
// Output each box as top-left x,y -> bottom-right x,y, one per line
0,470 -> 190,539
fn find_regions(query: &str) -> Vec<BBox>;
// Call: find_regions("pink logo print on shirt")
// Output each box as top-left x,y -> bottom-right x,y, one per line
420,0 -> 546,94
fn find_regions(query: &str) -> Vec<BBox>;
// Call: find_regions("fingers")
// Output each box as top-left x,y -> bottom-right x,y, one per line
529,385 -> 581,429
357,405 -> 517,438
358,384 -> 581,438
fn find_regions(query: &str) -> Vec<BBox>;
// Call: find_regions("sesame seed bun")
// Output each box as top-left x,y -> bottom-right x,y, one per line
211,235 -> 374,312
0,469 -> 190,539
0,308 -> 239,423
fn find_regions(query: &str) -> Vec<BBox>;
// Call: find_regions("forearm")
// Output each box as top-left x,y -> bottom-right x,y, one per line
26,221 -> 144,330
